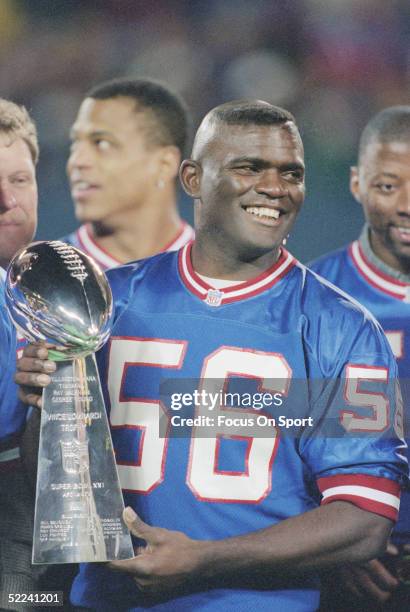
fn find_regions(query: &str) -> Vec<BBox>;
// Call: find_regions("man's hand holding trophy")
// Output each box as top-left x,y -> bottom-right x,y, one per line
6,241 -> 134,564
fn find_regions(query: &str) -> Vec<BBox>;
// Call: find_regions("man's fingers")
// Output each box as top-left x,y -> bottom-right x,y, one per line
18,387 -> 43,408
386,541 -> 399,556
134,578 -> 154,591
351,565 -> 394,603
17,355 -> 56,374
21,343 -> 50,359
123,507 -> 157,541
108,556 -> 150,576
365,559 -> 399,591
340,567 -> 364,600
107,562 -> 169,595
15,344 -> 56,402
15,370 -> 52,388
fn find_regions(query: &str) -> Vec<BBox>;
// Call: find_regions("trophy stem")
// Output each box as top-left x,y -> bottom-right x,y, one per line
72,357 -> 106,561
32,355 -> 134,564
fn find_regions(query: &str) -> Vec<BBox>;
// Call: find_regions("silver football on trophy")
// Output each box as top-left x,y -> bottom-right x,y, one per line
5,240 -> 113,360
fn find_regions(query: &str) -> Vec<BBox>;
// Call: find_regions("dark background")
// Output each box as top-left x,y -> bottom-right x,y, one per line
1,0 -> 409,262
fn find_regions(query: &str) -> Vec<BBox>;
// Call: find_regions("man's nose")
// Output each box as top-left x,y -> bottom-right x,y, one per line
254,169 -> 287,198
0,183 -> 17,211
67,142 -> 92,172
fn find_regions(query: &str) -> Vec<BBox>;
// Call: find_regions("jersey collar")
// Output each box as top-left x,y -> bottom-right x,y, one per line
77,222 -> 195,271
178,242 -> 296,306
349,240 -> 410,302
77,224 -> 122,270
162,221 -> 195,251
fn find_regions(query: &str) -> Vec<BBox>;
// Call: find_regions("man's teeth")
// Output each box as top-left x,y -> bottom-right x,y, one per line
75,181 -> 91,190
398,227 -> 410,234
245,206 -> 280,219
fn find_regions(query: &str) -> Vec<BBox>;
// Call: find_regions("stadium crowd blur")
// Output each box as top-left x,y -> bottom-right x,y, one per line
0,0 -> 409,261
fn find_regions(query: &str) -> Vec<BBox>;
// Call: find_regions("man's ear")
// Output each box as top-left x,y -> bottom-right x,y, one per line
157,145 -> 181,183
350,166 -> 361,204
179,159 -> 202,197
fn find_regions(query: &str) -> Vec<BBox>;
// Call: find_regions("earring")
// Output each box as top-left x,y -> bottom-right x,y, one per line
282,234 -> 289,246
157,179 -> 165,189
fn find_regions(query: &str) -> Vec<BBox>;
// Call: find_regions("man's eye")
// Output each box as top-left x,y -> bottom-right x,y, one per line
376,183 -> 395,193
95,139 -> 111,151
283,171 -> 303,182
12,176 -> 29,185
235,165 -> 257,173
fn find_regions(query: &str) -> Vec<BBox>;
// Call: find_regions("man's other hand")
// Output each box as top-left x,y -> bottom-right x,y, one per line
108,507 -> 204,595
15,343 -> 56,408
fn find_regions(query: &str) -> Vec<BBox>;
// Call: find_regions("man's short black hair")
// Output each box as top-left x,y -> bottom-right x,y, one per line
86,77 -> 191,156
358,105 -> 410,162
212,100 -> 296,128
191,100 -> 300,162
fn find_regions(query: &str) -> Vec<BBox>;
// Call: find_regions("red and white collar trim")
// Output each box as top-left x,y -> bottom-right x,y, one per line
77,222 -> 195,271
178,242 -> 296,306
163,221 -> 195,252
77,224 -> 122,270
349,240 -> 410,302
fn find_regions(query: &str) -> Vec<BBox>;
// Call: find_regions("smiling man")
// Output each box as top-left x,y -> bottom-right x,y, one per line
311,106 -> 410,609
190,104 -> 304,276
16,101 -> 406,611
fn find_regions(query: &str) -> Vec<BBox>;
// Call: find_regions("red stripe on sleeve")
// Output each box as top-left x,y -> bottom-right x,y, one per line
317,473 -> 400,496
320,493 -> 398,522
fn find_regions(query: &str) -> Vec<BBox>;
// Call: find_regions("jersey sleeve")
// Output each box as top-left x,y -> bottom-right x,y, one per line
0,289 -> 25,445
300,299 -> 408,522
106,261 -> 144,322
308,247 -> 346,280
96,256 -> 164,372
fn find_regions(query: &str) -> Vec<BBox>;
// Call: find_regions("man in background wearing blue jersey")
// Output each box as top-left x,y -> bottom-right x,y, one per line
17,101 -> 407,611
63,77 -> 194,271
5,78 -> 194,610
0,99 -> 41,610
48,77 -> 194,609
311,106 -> 410,609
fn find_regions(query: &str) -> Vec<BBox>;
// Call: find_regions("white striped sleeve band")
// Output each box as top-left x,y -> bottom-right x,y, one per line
317,473 -> 401,522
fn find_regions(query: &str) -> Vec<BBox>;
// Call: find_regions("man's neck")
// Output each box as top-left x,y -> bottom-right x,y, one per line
359,225 -> 410,283
191,237 -> 281,281
89,197 -> 183,262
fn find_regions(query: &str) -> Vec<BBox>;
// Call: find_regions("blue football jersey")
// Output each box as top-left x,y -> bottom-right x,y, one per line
62,222 -> 195,271
0,274 -> 24,465
311,238 -> 410,537
71,245 -> 406,612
